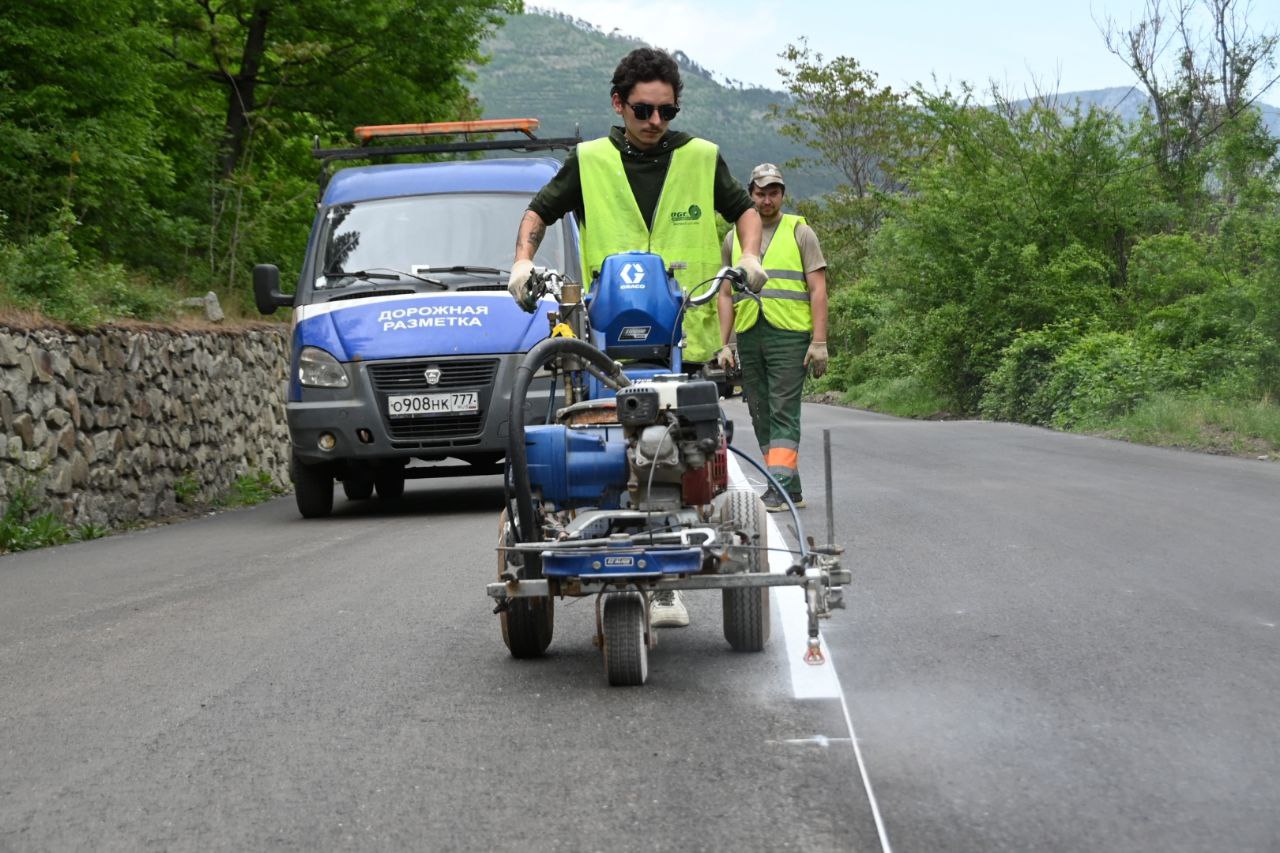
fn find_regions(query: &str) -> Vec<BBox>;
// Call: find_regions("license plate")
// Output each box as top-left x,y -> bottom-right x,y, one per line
387,391 -> 479,418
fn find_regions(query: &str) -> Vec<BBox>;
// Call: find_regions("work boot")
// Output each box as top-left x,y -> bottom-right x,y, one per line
763,488 -> 805,512
762,487 -> 786,513
650,589 -> 689,627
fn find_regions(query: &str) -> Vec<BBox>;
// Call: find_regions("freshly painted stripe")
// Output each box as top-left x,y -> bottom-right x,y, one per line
726,452 -> 893,853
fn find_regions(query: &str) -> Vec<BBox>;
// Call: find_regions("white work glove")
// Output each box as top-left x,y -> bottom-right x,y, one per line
804,340 -> 828,379
739,254 -> 768,293
716,344 -> 736,370
507,258 -> 536,313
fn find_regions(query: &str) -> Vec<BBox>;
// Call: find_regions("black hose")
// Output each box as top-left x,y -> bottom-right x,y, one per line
507,337 -> 630,575
727,445 -> 810,565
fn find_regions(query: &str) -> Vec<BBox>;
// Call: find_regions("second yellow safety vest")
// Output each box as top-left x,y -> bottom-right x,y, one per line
731,214 -> 812,333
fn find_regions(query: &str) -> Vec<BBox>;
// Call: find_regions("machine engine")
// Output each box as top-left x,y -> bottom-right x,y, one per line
522,375 -> 727,513
615,377 -> 727,510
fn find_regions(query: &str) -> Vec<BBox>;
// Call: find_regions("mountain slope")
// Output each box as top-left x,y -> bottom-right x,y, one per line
1016,86 -> 1280,136
469,11 -> 841,199
470,12 -> 1280,200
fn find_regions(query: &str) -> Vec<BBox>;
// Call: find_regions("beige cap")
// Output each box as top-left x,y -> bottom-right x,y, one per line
750,162 -> 785,188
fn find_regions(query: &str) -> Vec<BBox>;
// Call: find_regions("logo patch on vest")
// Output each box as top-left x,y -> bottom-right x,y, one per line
670,203 -> 702,224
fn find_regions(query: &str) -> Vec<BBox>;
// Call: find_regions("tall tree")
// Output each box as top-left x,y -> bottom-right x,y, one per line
1103,0 -> 1279,205
0,0 -> 178,256
770,41 -> 918,269
772,42 -> 916,204
157,0 -> 520,180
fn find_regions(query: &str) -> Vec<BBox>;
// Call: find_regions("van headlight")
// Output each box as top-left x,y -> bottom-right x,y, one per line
298,346 -> 349,388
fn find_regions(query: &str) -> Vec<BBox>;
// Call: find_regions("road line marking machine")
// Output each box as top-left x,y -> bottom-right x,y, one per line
489,251 -> 852,686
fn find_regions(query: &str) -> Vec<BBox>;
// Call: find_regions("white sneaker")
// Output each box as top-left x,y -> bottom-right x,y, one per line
650,589 -> 689,628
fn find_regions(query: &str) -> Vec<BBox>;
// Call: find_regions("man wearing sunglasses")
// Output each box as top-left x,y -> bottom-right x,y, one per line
508,48 -> 767,367
507,47 -> 767,629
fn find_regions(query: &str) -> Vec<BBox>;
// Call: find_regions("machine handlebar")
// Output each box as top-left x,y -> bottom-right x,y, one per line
686,266 -> 751,308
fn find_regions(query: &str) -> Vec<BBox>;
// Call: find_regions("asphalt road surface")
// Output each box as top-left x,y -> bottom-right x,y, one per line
2,399 -> 1278,852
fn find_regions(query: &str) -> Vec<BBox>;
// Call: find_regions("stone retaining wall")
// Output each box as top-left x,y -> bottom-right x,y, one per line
0,323 -> 290,527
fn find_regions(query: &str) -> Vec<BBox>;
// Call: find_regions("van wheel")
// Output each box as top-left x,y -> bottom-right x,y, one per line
374,468 -> 405,500
342,477 -> 373,501
291,455 -> 334,518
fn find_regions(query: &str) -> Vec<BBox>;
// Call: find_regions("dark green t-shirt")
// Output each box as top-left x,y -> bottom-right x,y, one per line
528,127 -> 753,230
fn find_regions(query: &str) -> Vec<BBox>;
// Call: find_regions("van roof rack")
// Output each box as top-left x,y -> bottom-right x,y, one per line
311,118 -> 581,194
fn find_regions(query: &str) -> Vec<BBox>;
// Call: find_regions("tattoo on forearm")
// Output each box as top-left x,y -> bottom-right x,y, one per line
517,212 -> 546,255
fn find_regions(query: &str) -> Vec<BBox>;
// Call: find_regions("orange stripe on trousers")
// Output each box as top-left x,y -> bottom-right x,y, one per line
765,447 -> 798,470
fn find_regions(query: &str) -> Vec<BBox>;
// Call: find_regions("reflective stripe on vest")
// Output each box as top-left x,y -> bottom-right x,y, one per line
731,214 -> 812,333
578,137 -> 722,360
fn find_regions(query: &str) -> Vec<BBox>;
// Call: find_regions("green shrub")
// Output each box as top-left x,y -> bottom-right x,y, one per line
73,522 -> 109,541
979,323 -> 1082,424
0,207 -> 174,324
218,471 -> 286,508
173,472 -> 200,505
1103,392 -> 1280,453
1127,234 -> 1214,307
844,374 -> 954,418
0,209 -> 99,325
0,480 -> 70,554
1044,332 -> 1166,428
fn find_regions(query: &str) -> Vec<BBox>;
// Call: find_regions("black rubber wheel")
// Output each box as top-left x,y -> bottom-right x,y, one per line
497,509 -> 554,658
373,468 -> 405,500
720,489 -> 771,651
291,454 -> 334,519
602,592 -> 648,686
342,477 -> 373,501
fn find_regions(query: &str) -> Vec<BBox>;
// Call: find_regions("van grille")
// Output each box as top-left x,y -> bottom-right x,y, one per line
368,359 -> 497,392
367,358 -> 498,441
387,414 -> 485,440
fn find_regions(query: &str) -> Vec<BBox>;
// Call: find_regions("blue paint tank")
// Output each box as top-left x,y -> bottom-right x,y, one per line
523,424 -> 628,509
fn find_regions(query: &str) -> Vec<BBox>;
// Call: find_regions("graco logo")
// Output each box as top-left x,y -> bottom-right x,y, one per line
670,203 -> 702,224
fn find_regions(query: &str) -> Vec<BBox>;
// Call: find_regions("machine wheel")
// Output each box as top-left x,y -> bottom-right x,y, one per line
720,489 -> 771,652
497,509 -> 554,658
342,476 -> 373,501
291,454 -> 334,519
373,467 -> 405,500
602,592 -> 648,686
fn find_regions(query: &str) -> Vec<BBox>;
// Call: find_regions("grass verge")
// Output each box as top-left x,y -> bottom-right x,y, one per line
1,470 -> 286,555
1093,393 -> 1280,457
840,375 -> 957,419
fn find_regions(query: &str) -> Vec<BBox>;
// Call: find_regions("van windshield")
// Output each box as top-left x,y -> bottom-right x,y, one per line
314,193 -> 565,292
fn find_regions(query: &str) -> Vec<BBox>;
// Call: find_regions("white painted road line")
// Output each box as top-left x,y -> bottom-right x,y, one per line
725,451 -> 894,853
725,452 -> 839,699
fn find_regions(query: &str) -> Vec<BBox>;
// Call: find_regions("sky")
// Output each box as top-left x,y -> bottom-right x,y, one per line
530,0 -> 1280,98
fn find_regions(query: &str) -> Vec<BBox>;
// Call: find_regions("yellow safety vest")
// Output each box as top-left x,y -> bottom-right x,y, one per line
578,137 -> 722,361
731,214 -> 812,333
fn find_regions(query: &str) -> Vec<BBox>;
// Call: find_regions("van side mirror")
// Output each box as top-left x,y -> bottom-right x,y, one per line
253,264 -> 293,315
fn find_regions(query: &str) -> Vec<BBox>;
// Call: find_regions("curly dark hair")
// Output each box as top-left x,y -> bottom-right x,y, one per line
610,48 -> 683,104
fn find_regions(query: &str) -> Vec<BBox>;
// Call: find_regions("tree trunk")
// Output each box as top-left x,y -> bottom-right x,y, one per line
219,4 -> 271,180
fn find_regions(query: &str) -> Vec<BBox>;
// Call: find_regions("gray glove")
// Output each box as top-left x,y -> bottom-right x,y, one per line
507,259 -> 536,313
716,344 -> 736,370
805,341 -> 828,378
739,254 -> 768,293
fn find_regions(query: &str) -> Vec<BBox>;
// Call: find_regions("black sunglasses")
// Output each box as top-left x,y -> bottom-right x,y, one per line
625,101 -> 680,122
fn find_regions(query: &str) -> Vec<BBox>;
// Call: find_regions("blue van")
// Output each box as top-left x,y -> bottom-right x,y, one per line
254,121 -> 579,517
